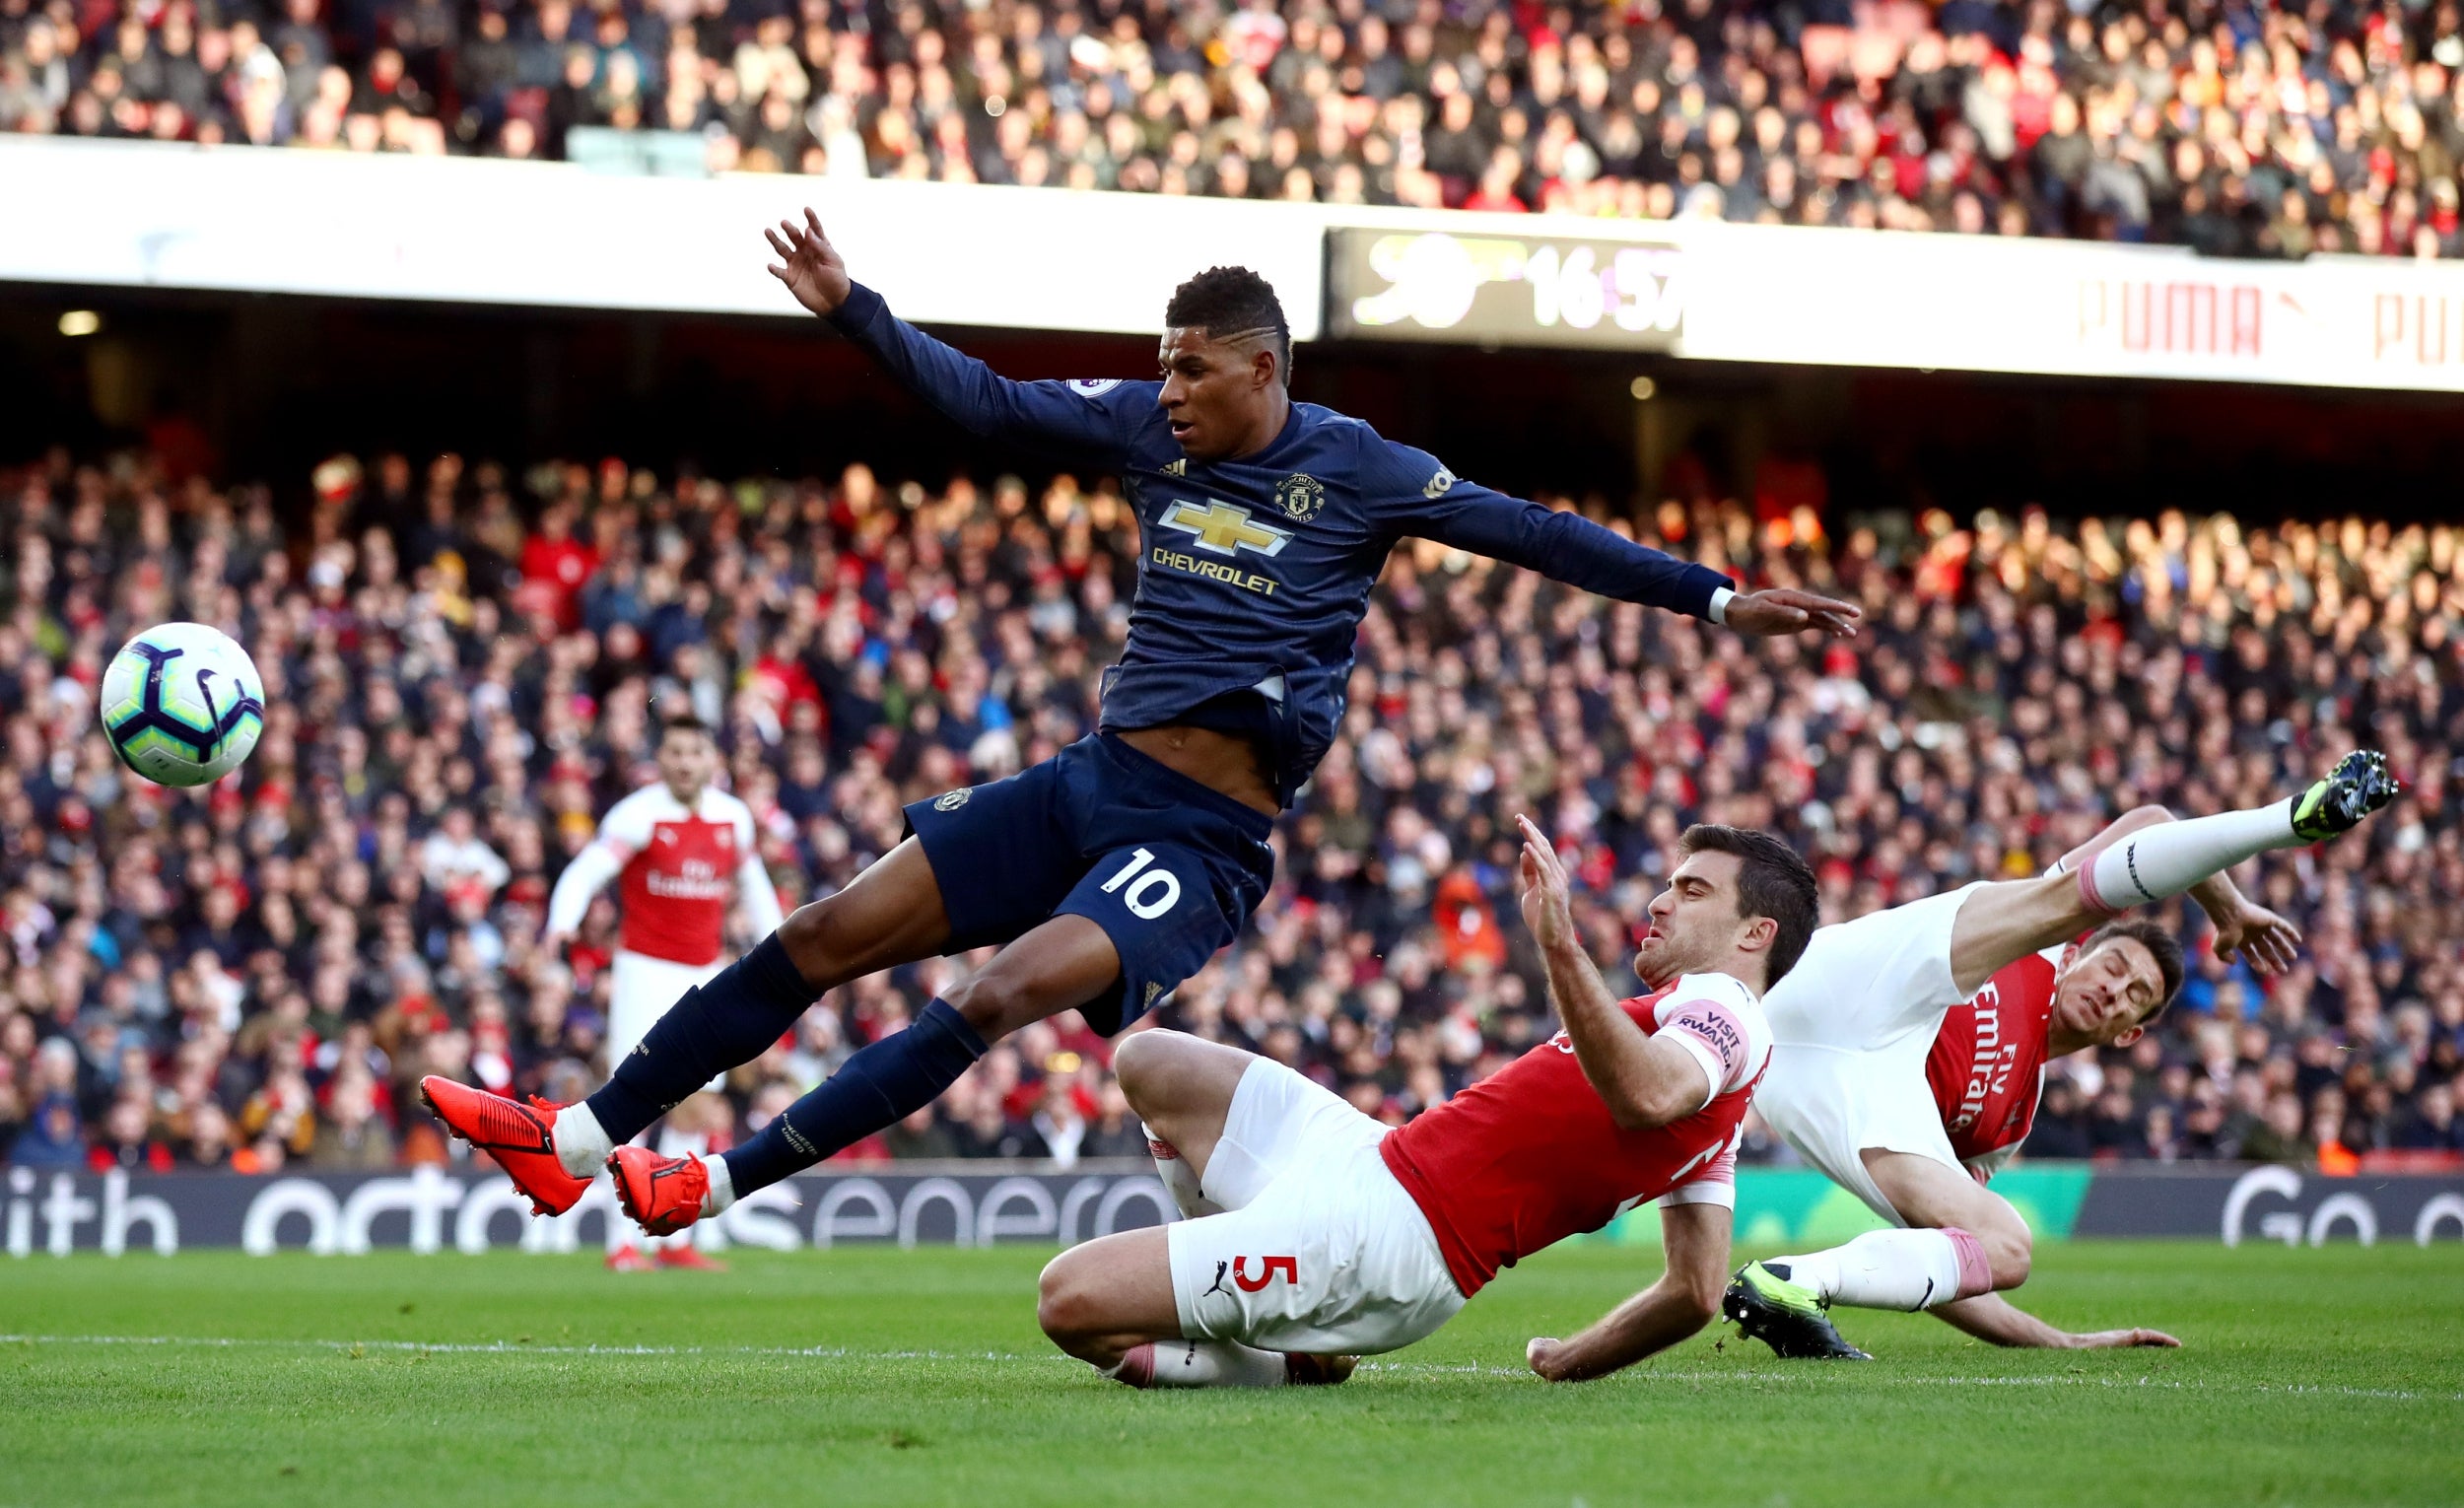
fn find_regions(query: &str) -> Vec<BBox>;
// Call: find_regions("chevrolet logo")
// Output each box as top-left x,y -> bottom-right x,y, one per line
1159,501 -> 1291,558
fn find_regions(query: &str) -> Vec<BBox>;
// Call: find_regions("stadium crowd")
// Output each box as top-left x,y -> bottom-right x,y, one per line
0,440 -> 2459,1181
7,0 -> 2464,253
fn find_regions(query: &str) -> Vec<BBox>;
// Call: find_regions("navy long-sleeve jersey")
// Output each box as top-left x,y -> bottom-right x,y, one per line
828,282 -> 1732,806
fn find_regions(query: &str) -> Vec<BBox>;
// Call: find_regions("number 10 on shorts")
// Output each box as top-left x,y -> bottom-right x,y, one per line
1101,848 -> 1182,920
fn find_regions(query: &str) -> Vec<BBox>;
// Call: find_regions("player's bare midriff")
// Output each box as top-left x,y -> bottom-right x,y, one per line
1115,724 -> 1279,816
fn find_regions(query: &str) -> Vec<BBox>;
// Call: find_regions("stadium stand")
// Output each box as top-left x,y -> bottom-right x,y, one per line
1,443 -> 2458,1179
5,0 -> 2464,254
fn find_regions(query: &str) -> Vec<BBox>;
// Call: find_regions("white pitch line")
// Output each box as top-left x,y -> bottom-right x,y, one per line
6,1335 -> 2456,1404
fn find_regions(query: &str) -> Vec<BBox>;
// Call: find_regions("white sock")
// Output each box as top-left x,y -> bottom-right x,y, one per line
1146,1126 -> 1223,1219
1106,1339 -> 1287,1389
1775,1227 -> 1992,1312
553,1103 -> 613,1179
2085,800 -> 2296,912
701,1153 -> 735,1217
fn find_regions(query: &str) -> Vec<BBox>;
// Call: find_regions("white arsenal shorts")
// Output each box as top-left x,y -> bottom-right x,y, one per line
606,948 -> 725,1087
1754,883 -> 1985,1223
1166,1058 -> 1464,1356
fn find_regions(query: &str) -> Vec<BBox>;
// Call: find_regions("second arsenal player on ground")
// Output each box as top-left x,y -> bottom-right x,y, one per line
540,714 -> 785,1270
1724,753 -> 2393,1357
1027,817 -> 1819,1388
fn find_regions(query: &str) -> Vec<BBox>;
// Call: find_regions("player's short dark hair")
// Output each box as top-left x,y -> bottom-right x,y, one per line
1164,266 -> 1291,381
658,712 -> 712,740
2080,917 -> 2186,1024
1678,824 -> 1819,989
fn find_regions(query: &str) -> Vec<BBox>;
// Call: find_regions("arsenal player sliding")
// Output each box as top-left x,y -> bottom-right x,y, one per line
1726,751 -> 2395,1357
1032,817 -> 1816,1389
537,714 -> 784,1270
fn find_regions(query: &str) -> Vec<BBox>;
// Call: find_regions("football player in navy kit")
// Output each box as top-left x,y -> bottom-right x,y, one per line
422,207 -> 1862,1238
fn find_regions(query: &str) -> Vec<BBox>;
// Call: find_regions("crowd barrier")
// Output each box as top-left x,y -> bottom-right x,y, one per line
10,1162 -> 2462,1257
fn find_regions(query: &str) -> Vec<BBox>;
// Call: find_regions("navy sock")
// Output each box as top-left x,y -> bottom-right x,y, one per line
722,998 -> 987,1196
586,934 -> 814,1143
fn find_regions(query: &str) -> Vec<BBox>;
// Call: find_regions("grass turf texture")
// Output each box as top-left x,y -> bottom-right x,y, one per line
4,1241 -> 2458,1507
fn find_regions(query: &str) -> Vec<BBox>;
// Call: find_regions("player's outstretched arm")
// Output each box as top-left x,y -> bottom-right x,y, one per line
764,207 -> 1139,462
1364,437 -> 1859,638
1527,1203 -> 1731,1381
1516,816 -> 1709,1130
1930,1291 -> 2179,1350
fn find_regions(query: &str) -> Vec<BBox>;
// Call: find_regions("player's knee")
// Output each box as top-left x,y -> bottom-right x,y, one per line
780,894 -> 856,970
944,971 -> 1036,1040
1986,1222 -> 2032,1290
1035,1252 -> 1104,1346
1111,1029 -> 1188,1111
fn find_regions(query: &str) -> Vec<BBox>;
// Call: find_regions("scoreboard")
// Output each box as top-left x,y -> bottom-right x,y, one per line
1325,227 -> 1687,350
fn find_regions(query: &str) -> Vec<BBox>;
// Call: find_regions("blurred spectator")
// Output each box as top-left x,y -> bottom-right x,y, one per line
0,437 -> 2458,1185
9,0 -> 2464,255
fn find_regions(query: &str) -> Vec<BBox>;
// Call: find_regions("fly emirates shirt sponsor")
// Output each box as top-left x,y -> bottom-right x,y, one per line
1925,946 -> 2062,1170
598,785 -> 760,967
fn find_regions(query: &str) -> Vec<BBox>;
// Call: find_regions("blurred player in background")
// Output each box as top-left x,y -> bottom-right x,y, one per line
541,713 -> 785,1269
421,208 -> 1860,1243
1034,819 -> 1810,1388
1725,751 -> 2397,1357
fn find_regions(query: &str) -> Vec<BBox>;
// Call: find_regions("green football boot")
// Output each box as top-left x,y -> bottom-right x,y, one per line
2291,750 -> 2399,843
1723,1261 -> 1872,1361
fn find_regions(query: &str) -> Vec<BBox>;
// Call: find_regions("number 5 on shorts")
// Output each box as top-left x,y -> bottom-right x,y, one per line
1100,848 -> 1183,920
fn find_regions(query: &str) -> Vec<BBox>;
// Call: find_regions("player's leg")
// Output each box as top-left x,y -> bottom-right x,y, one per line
576,837 -> 955,1160
1946,750 -> 2396,993
1754,1149 -> 2016,1313
1728,1050 -> 1973,1357
2079,748 -> 2393,910
609,741 -> 1274,1234
1036,1226 -> 1297,1387
1041,1060 -> 1445,1388
593,952 -> 722,1264
423,835 -> 960,1209
1111,1028 -> 1258,1217
1751,1153 -> 2179,1349
673,912 -> 1121,1216
1039,1042 -> 1306,1387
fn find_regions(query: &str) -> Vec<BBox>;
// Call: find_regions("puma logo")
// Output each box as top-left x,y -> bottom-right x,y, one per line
1203,1261 -> 1231,1299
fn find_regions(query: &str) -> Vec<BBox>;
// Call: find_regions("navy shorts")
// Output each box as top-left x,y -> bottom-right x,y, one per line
903,732 -> 1276,1035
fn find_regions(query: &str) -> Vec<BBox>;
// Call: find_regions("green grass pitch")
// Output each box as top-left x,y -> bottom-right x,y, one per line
4,1241 -> 2458,1507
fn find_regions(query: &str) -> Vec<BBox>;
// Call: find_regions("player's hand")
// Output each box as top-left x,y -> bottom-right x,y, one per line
539,927 -> 574,956
2208,900 -> 2301,976
765,206 -> 853,316
2067,1328 -> 2181,1349
1515,816 -> 1576,952
1525,1337 -> 1568,1379
1724,588 -> 1862,640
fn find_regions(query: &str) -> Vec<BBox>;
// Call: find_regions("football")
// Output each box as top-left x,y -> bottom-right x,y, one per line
99,622 -> 266,788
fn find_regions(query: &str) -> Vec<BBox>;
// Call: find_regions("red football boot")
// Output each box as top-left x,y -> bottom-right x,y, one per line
654,1244 -> 729,1272
605,1244 -> 656,1273
609,1145 -> 710,1237
419,1075 -> 590,1216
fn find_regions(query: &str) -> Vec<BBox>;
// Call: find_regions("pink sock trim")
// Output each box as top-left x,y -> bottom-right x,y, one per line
1943,1227 -> 1994,1300
2075,861 -> 2119,917
1112,1343 -> 1156,1388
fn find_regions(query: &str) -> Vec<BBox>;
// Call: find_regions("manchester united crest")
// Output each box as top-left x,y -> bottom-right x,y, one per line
1274,472 -> 1327,523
